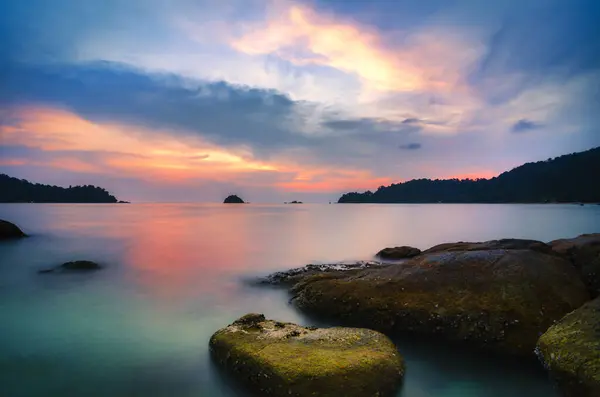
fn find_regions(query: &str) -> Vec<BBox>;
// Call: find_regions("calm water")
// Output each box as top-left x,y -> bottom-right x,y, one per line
1,203 -> 599,397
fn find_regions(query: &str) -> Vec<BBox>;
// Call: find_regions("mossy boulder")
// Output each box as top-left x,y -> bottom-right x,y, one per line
0,219 -> 27,240
39,260 -> 102,273
285,240 -> 589,356
209,313 -> 405,397
536,297 -> 600,397
550,234 -> 600,297
224,195 -> 245,204
376,246 -> 421,259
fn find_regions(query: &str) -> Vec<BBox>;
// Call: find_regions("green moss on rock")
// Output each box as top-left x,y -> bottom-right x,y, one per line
284,243 -> 589,356
209,313 -> 405,397
537,297 -> 600,397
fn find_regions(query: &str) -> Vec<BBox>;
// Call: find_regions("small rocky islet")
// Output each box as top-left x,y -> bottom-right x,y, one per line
223,195 -> 245,204
216,234 -> 600,397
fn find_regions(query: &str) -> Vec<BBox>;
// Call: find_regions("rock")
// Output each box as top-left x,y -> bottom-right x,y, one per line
39,260 -> 102,273
209,313 -> 405,397
224,195 -> 245,204
376,246 -> 421,259
283,240 -> 589,356
0,219 -> 27,240
422,238 -> 556,255
256,262 -> 388,287
550,234 -> 600,297
536,297 -> 600,397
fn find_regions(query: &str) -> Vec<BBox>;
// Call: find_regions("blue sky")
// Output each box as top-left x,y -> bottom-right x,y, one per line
1,0 -> 598,202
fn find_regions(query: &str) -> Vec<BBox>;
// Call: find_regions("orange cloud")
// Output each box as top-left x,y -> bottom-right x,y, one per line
231,2 -> 480,95
445,171 -> 498,180
0,158 -> 28,166
2,106 -> 280,180
276,169 -> 393,193
2,105 -> 393,193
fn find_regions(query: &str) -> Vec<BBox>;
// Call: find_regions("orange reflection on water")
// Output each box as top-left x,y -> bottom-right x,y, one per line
120,205 -> 254,301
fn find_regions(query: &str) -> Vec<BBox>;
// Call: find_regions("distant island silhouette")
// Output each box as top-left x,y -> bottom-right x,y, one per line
224,194 -> 245,204
284,201 -> 303,204
338,146 -> 600,203
0,174 -> 120,203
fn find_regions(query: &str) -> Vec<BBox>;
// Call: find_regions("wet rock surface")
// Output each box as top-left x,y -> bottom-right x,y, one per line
421,238 -> 556,255
537,297 -> 600,397
256,261 -> 389,287
209,313 -> 405,397
39,260 -> 102,273
550,233 -> 600,297
0,219 -> 27,240
376,246 -> 421,259
265,239 -> 590,356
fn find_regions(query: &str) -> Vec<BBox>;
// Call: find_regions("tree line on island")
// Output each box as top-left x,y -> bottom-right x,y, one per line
0,174 -> 124,203
338,146 -> 600,203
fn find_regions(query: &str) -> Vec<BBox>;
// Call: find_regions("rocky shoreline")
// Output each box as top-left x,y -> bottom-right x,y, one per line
216,234 -> 600,396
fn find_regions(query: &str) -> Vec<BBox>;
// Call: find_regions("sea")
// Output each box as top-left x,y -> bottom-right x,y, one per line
1,203 -> 599,397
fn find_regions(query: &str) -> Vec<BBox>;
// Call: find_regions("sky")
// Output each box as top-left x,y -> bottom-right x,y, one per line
0,0 -> 599,202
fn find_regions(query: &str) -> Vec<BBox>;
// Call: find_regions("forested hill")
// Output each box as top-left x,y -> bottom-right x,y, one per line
0,174 -> 119,203
338,146 -> 600,203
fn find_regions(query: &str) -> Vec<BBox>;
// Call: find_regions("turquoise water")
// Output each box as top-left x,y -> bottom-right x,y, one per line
1,203 -> 599,397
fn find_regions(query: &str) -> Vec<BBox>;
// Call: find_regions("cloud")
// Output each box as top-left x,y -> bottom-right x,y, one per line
321,117 -> 421,135
1,0 -> 599,202
399,143 -> 422,150
511,119 -> 542,133
228,1 -> 484,97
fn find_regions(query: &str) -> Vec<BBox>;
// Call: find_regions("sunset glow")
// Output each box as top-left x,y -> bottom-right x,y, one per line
1,0 -> 598,202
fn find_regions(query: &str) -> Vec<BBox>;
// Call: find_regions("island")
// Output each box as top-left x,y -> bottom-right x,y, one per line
338,146 -> 600,203
0,174 -> 121,203
284,200 -> 303,204
223,194 -> 245,204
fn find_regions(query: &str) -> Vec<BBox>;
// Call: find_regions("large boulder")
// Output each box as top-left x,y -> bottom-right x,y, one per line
38,260 -> 102,273
550,234 -> 600,297
0,219 -> 27,240
537,297 -> 600,397
376,246 -> 421,259
209,313 -> 405,397
285,240 -> 589,356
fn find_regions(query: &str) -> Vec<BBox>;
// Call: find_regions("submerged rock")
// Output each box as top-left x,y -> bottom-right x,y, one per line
209,313 -> 405,397
550,233 -> 600,297
224,195 -> 245,204
0,219 -> 27,240
256,261 -> 388,286
537,297 -> 600,397
39,260 -> 102,273
276,239 -> 589,356
376,246 -> 421,259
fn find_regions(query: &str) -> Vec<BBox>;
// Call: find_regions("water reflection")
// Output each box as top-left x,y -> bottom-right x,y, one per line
0,203 -> 597,397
